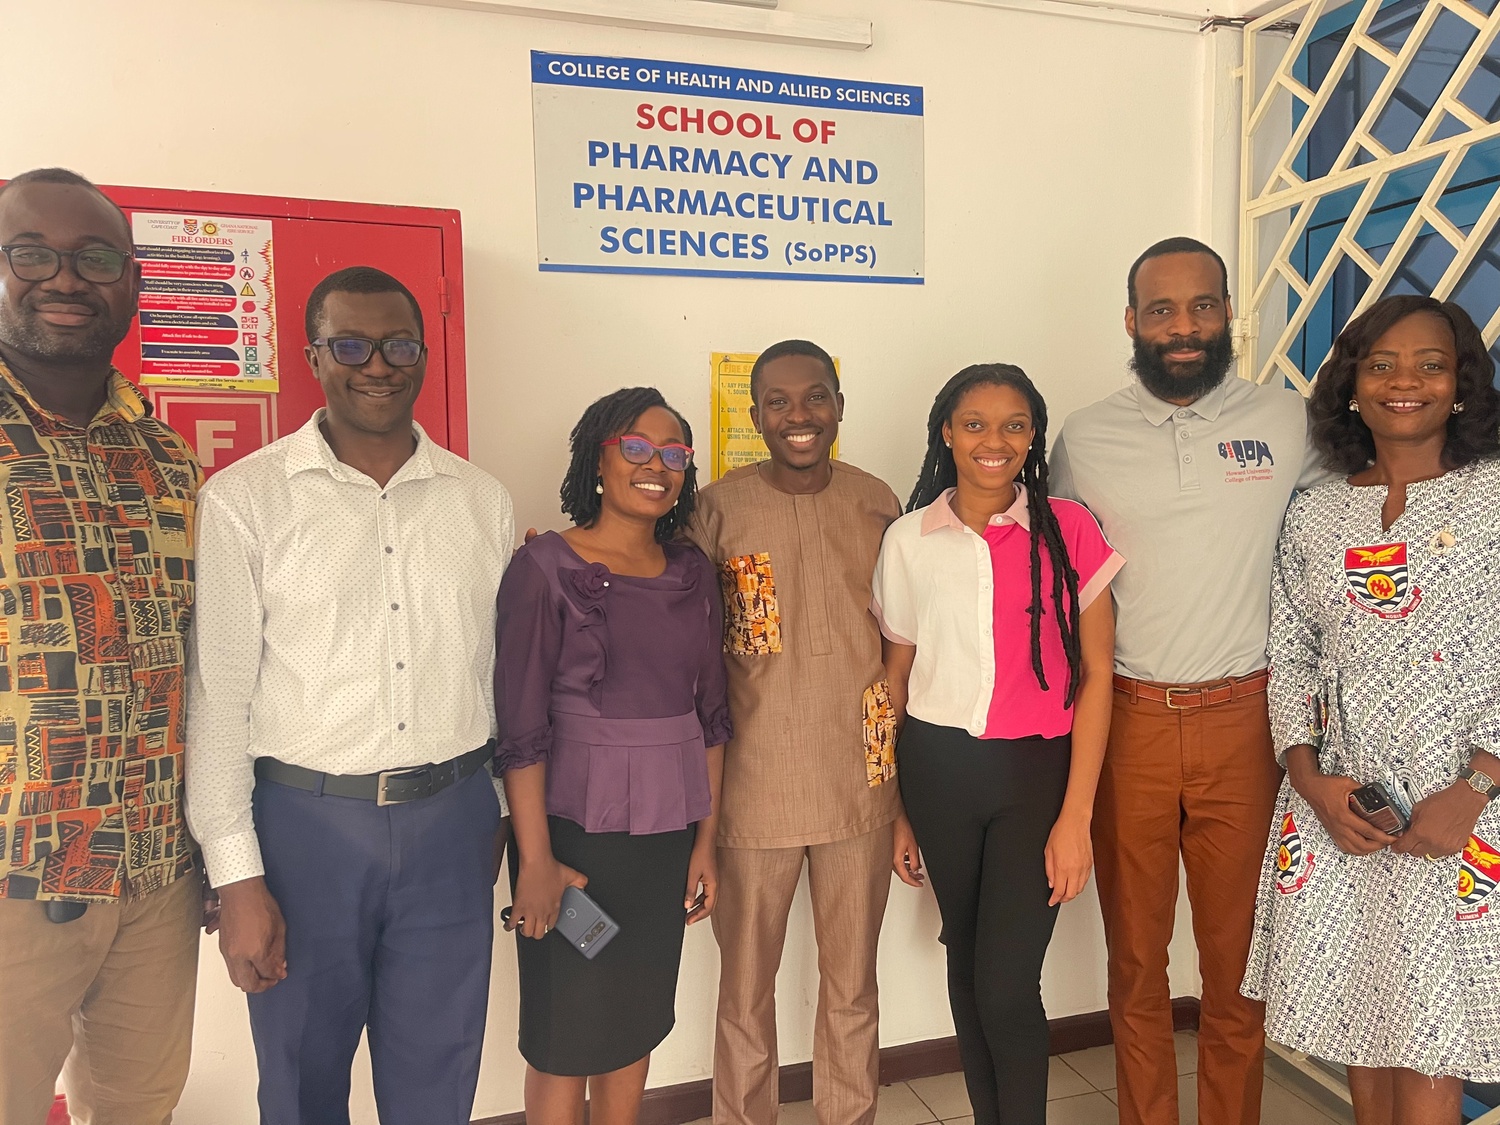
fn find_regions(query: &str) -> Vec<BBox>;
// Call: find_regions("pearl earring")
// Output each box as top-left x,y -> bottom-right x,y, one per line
1453,402 -> 1466,414
595,480 -> 604,495
1348,399 -> 1360,413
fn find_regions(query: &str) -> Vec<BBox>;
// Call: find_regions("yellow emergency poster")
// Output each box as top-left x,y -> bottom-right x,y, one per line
710,352 -> 840,481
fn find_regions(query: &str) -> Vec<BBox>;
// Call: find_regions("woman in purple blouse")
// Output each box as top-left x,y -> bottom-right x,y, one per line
494,386 -> 731,1125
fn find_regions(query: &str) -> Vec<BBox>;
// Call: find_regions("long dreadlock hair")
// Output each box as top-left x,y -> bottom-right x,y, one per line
907,364 -> 1083,707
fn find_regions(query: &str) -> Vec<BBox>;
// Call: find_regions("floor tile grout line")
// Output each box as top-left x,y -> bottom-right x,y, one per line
1266,1069 -> 1351,1125
902,1079 -> 944,1122
910,1080 -> 941,1125
1056,1054 -> 1114,1095
904,1080 -> 944,1121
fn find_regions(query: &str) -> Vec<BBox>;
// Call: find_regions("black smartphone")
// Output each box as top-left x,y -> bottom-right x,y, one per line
1349,782 -> 1410,836
44,900 -> 87,924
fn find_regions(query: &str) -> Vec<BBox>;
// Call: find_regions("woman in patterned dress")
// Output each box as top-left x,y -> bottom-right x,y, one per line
1242,295 -> 1500,1125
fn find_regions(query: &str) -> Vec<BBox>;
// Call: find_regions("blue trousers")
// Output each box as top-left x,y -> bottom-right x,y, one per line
247,765 -> 501,1125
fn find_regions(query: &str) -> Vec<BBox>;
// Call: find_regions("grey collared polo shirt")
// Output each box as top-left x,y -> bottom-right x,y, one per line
1050,377 -> 1326,684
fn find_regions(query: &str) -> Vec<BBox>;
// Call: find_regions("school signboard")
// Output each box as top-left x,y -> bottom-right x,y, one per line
531,51 -> 925,284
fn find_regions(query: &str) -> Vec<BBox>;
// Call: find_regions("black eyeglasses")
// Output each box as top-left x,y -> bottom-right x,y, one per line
1,244 -> 133,284
312,336 -> 426,368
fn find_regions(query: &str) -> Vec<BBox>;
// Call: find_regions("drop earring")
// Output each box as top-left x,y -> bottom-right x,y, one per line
1349,399 -> 1360,413
595,479 -> 604,494
1453,402 -> 1466,414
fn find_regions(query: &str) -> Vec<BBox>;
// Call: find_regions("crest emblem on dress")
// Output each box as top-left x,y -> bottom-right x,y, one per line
1457,834 -> 1500,921
1344,543 -> 1422,619
1275,812 -> 1316,895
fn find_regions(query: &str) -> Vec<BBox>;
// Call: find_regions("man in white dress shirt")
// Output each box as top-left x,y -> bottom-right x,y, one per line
186,267 -> 514,1125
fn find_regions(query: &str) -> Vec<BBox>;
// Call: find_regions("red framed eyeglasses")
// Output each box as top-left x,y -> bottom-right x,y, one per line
600,434 -> 694,472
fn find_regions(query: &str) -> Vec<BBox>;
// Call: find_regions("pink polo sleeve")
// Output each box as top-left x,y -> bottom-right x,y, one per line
1051,498 -> 1124,612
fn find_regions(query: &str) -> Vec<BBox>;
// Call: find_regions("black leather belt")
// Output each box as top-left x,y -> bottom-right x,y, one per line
254,743 -> 493,805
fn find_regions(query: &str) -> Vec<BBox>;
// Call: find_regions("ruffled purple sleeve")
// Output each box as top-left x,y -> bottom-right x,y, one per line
690,547 -> 733,748
493,549 -> 564,773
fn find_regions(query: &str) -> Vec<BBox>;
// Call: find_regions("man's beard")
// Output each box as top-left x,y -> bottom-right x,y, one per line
1130,328 -> 1236,402
0,294 -> 130,366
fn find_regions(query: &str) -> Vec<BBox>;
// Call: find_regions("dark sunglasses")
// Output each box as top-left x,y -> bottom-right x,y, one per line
311,336 -> 426,368
601,434 -> 694,472
1,244 -> 133,284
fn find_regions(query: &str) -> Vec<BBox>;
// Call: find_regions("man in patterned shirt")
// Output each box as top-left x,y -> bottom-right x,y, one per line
0,168 -> 203,1125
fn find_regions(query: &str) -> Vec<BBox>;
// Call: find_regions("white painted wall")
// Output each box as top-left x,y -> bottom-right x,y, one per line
1,0 -> 1221,1119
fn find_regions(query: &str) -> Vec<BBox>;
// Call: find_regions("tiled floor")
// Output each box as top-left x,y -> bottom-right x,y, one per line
685,1033 -> 1356,1125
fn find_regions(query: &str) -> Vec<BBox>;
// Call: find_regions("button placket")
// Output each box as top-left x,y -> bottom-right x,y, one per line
1176,421 -> 1200,490
379,489 -> 414,740
976,535 -> 995,731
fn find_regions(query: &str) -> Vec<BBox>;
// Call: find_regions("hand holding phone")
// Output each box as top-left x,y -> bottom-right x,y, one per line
508,856 -> 588,941
1348,782 -> 1411,836
503,886 -> 620,959
1285,746 -> 1399,856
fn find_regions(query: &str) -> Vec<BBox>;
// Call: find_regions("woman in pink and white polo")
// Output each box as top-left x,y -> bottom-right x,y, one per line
874,364 -> 1123,1125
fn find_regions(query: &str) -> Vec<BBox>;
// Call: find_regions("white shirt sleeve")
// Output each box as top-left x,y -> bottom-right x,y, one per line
185,486 -> 268,888
871,525 -> 917,646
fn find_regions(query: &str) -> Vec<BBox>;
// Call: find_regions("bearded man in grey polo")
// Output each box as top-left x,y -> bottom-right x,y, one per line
1050,237 -> 1327,1125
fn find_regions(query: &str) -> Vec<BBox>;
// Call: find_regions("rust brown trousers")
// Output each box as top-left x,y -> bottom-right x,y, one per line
1093,676 -> 1282,1125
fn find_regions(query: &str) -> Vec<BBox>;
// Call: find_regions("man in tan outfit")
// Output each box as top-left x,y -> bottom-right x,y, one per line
691,339 -> 917,1125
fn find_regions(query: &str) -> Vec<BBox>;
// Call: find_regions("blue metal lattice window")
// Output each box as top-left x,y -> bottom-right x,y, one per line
1288,0 -> 1500,380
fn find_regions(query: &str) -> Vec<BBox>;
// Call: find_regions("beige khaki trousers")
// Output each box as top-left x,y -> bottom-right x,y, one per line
0,871 -> 201,1125
712,823 -> 893,1125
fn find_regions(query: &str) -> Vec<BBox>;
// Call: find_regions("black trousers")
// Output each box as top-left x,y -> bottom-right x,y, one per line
898,718 -> 1071,1125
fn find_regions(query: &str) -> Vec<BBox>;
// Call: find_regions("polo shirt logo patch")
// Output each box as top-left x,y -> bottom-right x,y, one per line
1274,811 -> 1316,895
1458,834 -> 1500,920
1217,439 -> 1275,483
1344,543 -> 1422,619
720,553 -> 782,656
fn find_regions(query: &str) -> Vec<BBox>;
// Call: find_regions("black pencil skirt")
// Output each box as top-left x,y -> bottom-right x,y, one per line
510,815 -> 697,1076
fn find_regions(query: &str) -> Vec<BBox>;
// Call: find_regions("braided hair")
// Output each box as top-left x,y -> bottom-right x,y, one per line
560,386 -> 698,542
907,364 -> 1083,706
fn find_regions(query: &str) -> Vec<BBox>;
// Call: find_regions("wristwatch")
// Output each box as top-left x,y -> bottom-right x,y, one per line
1459,765 -> 1500,802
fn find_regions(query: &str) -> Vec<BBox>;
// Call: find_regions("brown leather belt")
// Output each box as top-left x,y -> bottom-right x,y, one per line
1112,669 -> 1268,710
